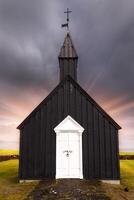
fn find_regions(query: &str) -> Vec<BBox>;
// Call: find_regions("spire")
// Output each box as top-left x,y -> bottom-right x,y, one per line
59,32 -> 78,58
59,32 -> 78,82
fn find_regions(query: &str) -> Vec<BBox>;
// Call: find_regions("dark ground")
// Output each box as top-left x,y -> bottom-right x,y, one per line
25,179 -> 111,200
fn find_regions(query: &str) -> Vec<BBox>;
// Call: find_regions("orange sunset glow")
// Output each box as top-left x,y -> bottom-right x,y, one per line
0,82 -> 134,151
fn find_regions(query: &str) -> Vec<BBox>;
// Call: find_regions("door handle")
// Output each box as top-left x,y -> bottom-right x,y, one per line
63,150 -> 73,157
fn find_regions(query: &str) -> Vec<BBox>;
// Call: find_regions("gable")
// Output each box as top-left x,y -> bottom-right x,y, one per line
54,115 -> 84,133
17,75 -> 121,130
68,77 -> 121,130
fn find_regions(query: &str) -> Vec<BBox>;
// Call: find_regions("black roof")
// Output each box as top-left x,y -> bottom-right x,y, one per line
17,75 -> 121,130
59,32 -> 78,58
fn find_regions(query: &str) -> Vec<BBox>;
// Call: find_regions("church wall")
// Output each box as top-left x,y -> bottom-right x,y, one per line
67,80 -> 120,180
104,119 -> 112,178
19,79 -> 120,180
93,107 -> 100,178
99,112 -> 106,179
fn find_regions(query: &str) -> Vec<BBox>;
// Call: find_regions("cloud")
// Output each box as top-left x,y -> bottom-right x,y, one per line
0,0 -> 133,150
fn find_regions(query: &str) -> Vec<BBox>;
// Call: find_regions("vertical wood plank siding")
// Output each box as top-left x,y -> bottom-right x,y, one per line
59,59 -> 77,81
87,102 -> 94,178
19,79 -> 120,180
115,129 -> 120,179
19,130 -> 23,179
93,108 -> 100,178
99,114 -> 106,178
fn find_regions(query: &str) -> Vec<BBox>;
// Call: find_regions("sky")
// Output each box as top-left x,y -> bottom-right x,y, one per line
0,0 -> 134,151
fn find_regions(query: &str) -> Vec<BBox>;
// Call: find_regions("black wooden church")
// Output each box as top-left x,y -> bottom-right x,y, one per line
17,31 -> 121,184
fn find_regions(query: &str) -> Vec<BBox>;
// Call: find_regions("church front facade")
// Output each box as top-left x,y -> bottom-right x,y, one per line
18,33 -> 121,184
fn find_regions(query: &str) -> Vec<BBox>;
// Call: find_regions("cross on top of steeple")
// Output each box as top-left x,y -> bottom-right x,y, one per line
64,8 -> 72,22
61,8 -> 72,30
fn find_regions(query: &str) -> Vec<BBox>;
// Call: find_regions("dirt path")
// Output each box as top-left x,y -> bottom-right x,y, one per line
25,179 -> 111,200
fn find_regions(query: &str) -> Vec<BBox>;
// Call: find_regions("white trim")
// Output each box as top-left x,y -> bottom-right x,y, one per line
19,180 -> 40,183
19,179 -> 120,184
101,180 -> 120,185
54,115 -> 84,179
54,115 -> 84,133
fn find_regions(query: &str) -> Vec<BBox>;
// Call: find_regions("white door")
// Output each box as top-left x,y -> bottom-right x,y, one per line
56,132 -> 82,178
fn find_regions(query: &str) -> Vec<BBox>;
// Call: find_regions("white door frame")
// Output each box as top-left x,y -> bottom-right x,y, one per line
54,115 -> 84,179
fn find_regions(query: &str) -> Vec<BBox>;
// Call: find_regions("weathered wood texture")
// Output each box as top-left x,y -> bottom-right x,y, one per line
59,59 -> 77,81
19,76 -> 120,180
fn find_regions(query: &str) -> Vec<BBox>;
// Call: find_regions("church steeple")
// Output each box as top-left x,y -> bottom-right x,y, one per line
59,32 -> 78,82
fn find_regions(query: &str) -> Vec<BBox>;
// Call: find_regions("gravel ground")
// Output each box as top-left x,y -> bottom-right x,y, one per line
25,179 -> 111,200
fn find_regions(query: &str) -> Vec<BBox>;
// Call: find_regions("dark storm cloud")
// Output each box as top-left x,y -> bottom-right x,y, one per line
0,38 -> 55,89
0,0 -> 63,91
70,0 -> 134,103
0,0 -> 134,149
0,0 -> 133,100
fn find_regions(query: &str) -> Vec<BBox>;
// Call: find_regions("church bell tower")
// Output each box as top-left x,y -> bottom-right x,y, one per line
59,32 -> 78,82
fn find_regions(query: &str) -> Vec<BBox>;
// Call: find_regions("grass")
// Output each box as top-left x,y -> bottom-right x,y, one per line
120,152 -> 134,156
0,159 -> 134,200
0,150 -> 19,156
3,151 -> 133,156
0,160 -> 38,200
103,160 -> 134,200
120,160 -> 134,188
